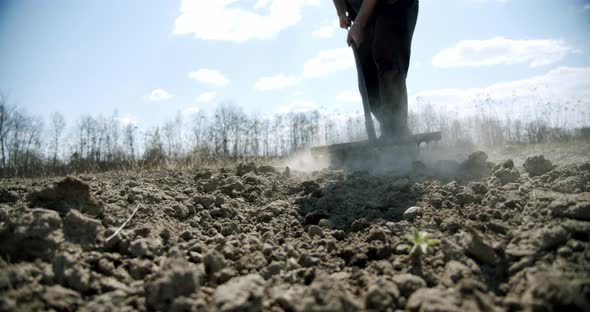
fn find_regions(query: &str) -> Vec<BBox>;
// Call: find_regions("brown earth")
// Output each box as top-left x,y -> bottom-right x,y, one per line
0,152 -> 589,311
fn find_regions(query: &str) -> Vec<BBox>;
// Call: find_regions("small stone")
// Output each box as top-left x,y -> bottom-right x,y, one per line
97,259 -> 115,276
129,238 -> 162,258
214,274 -> 265,312
538,226 -> 569,251
100,277 -> 131,293
221,180 -> 244,195
188,251 -> 203,263
197,179 -> 218,193
523,155 -> 554,177
217,267 -> 238,285
194,169 -> 213,180
286,258 -> 301,271
455,192 -> 478,206
261,262 -> 283,280
215,195 -> 226,207
557,246 -> 572,257
567,202 -> 590,221
171,297 -> 202,312
462,151 -> 490,172
52,253 -> 91,293
237,162 -> 257,176
299,253 -> 321,268
552,201 -> 590,221
318,219 -> 331,228
257,165 -> 276,174
144,257 -> 201,312
331,230 -> 346,241
468,182 -> 487,195
42,285 -> 81,311
351,218 -> 370,232
128,258 -> 154,280
365,278 -> 400,311
393,273 -> 426,298
568,240 -> 585,252
308,225 -> 323,238
403,206 -> 421,221
0,187 -> 18,204
461,229 -> 497,265
193,194 -> 216,208
180,230 -> 193,241
487,221 -> 509,235
406,287 -> 458,312
134,226 -> 151,238
443,260 -> 472,285
203,250 -> 227,275
63,210 -> 102,244
563,220 -> 590,239
493,168 -> 520,185
521,272 -> 590,311
366,228 -> 388,243
221,221 -> 240,236
501,159 -> 514,169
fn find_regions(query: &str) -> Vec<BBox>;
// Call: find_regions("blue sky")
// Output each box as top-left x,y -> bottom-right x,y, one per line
0,0 -> 589,128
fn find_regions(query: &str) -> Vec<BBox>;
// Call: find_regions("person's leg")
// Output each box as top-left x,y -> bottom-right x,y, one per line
373,0 -> 419,138
352,20 -> 382,131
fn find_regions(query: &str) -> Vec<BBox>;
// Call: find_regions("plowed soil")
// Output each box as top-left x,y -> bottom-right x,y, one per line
1,151 -> 589,311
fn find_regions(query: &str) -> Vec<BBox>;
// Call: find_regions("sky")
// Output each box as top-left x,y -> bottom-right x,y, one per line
0,0 -> 589,129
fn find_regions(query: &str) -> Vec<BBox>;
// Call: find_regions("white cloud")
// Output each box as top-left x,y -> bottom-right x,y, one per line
312,23 -> 338,39
336,90 -> 361,103
411,66 -> 590,125
174,0 -> 320,42
189,69 -> 229,87
254,74 -> 299,91
278,99 -> 318,114
197,91 -> 217,103
144,88 -> 173,102
254,0 -> 271,10
115,116 -> 137,126
432,37 -> 577,68
182,106 -> 201,116
303,48 -> 355,78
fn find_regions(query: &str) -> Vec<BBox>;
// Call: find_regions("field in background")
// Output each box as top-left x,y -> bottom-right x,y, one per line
421,140 -> 590,168
1,93 -> 589,177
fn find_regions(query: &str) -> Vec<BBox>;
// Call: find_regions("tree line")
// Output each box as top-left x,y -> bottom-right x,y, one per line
0,93 -> 588,177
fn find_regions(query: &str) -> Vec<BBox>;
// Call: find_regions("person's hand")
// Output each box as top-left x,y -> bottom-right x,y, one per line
339,14 -> 351,29
347,21 -> 364,47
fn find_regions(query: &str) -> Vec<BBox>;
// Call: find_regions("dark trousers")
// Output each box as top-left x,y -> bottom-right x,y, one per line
352,0 -> 418,137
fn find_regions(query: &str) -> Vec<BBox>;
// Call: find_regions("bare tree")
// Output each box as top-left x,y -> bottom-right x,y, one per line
162,112 -> 184,159
123,123 -> 137,160
50,112 -> 66,165
190,111 -> 208,153
144,127 -> 165,164
0,94 -> 11,168
212,103 -> 243,158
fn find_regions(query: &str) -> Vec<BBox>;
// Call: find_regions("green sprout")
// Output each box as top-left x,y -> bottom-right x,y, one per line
407,230 -> 440,255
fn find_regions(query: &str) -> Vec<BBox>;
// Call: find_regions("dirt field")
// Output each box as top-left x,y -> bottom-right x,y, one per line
1,148 -> 589,311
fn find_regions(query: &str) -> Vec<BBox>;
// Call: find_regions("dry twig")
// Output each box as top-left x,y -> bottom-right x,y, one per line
106,203 -> 142,242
